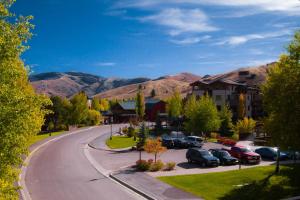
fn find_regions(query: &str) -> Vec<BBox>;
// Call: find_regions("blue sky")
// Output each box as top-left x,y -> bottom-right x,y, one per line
12,0 -> 300,78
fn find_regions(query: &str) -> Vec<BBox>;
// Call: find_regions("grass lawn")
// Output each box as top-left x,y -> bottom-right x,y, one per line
106,136 -> 136,149
28,131 -> 65,146
159,164 -> 300,200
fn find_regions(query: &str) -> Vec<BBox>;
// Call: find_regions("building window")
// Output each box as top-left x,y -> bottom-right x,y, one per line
215,95 -> 222,101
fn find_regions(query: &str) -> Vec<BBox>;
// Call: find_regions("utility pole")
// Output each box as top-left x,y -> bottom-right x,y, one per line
275,147 -> 280,173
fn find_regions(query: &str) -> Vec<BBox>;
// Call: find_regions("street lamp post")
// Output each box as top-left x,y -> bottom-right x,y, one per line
110,116 -> 113,140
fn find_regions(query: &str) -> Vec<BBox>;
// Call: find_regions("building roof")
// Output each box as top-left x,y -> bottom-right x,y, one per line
191,77 -> 246,86
118,99 -> 164,111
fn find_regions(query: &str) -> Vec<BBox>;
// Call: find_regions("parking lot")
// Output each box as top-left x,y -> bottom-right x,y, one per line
90,138 -> 278,176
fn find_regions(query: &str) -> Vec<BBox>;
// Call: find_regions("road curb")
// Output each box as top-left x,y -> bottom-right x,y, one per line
19,127 -> 95,200
109,172 -> 157,200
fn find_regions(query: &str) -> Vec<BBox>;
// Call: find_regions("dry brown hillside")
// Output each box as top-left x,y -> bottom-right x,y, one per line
94,73 -> 200,100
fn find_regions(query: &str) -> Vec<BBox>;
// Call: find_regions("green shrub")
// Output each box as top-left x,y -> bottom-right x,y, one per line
127,126 -> 135,137
231,134 -> 239,141
149,160 -> 164,172
136,160 -> 151,171
210,132 -> 219,139
165,162 -> 176,171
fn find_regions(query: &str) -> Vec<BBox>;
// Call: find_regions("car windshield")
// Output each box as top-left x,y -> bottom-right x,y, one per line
200,151 -> 212,156
196,138 -> 203,142
241,148 -> 251,153
221,151 -> 230,157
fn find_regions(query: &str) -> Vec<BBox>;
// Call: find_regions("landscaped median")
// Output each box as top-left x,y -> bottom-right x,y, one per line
105,136 -> 136,149
158,164 -> 300,200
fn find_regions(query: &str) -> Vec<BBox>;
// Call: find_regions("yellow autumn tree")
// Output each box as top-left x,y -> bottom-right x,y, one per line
144,138 -> 166,162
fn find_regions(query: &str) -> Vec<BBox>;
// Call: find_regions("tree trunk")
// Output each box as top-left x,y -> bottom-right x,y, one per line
139,150 -> 142,161
275,148 -> 280,173
155,153 -> 157,163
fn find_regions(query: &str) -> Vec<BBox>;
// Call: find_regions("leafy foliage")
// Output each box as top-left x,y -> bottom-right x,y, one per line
69,92 -> 89,125
144,138 -> 166,162
234,117 -> 256,139
91,97 -> 101,111
135,88 -> 145,120
166,89 -> 182,118
0,1 -> 50,198
184,95 -> 221,135
238,93 -> 246,119
86,109 -> 102,126
219,104 -> 233,137
262,30 -> 300,150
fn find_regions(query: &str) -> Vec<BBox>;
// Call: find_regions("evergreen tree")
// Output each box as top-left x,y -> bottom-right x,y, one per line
150,89 -> 156,97
137,123 -> 148,160
0,1 -> 50,198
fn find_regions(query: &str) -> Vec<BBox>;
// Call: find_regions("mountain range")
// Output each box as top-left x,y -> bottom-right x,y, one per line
30,62 -> 275,100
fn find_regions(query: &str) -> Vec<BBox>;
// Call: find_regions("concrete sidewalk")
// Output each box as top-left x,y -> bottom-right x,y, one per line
112,168 -> 202,200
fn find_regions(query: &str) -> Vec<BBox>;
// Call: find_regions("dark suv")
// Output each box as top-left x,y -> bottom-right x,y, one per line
209,149 -> 238,165
186,148 -> 220,167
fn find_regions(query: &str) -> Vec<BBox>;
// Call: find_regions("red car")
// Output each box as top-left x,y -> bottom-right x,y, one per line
226,145 -> 261,164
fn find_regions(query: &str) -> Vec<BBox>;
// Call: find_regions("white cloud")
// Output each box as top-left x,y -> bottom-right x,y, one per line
170,35 -> 211,45
95,62 -> 116,66
115,0 -> 300,16
216,30 -> 293,46
140,8 -> 218,36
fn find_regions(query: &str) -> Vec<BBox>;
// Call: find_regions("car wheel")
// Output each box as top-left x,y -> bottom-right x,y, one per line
187,158 -> 192,163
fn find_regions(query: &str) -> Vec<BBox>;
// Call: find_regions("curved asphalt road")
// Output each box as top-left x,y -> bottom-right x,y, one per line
24,125 -> 142,200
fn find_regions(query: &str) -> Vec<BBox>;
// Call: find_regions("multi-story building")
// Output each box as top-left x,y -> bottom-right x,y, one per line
190,77 -> 263,120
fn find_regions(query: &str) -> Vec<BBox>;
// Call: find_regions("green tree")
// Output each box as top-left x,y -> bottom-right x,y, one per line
137,122 -> 148,160
184,95 -> 221,136
135,88 -> 145,121
86,110 -> 102,125
262,30 -> 300,151
238,93 -> 246,119
91,98 -> 101,111
184,94 -> 197,117
46,96 -> 71,130
219,104 -> 233,137
99,98 -> 110,111
0,1 -> 50,198
69,92 -> 89,125
166,89 -> 182,118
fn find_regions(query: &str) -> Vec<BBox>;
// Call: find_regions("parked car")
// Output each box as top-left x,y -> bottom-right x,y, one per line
162,136 -> 175,149
185,136 -> 204,148
255,147 -> 289,161
281,150 -> 300,160
173,137 -> 190,148
209,149 -> 238,165
186,148 -> 220,167
226,145 -> 261,164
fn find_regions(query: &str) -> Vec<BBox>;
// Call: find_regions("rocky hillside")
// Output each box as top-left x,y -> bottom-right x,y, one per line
30,72 -> 150,98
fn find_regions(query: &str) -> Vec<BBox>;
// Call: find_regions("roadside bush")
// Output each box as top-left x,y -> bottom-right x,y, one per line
149,160 -> 164,172
210,132 -> 219,139
127,126 -> 136,138
231,134 -> 239,141
164,162 -> 176,171
122,127 -> 128,135
136,160 -> 151,171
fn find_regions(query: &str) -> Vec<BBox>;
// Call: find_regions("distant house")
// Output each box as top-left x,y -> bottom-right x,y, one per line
190,77 -> 263,120
110,99 -> 167,123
